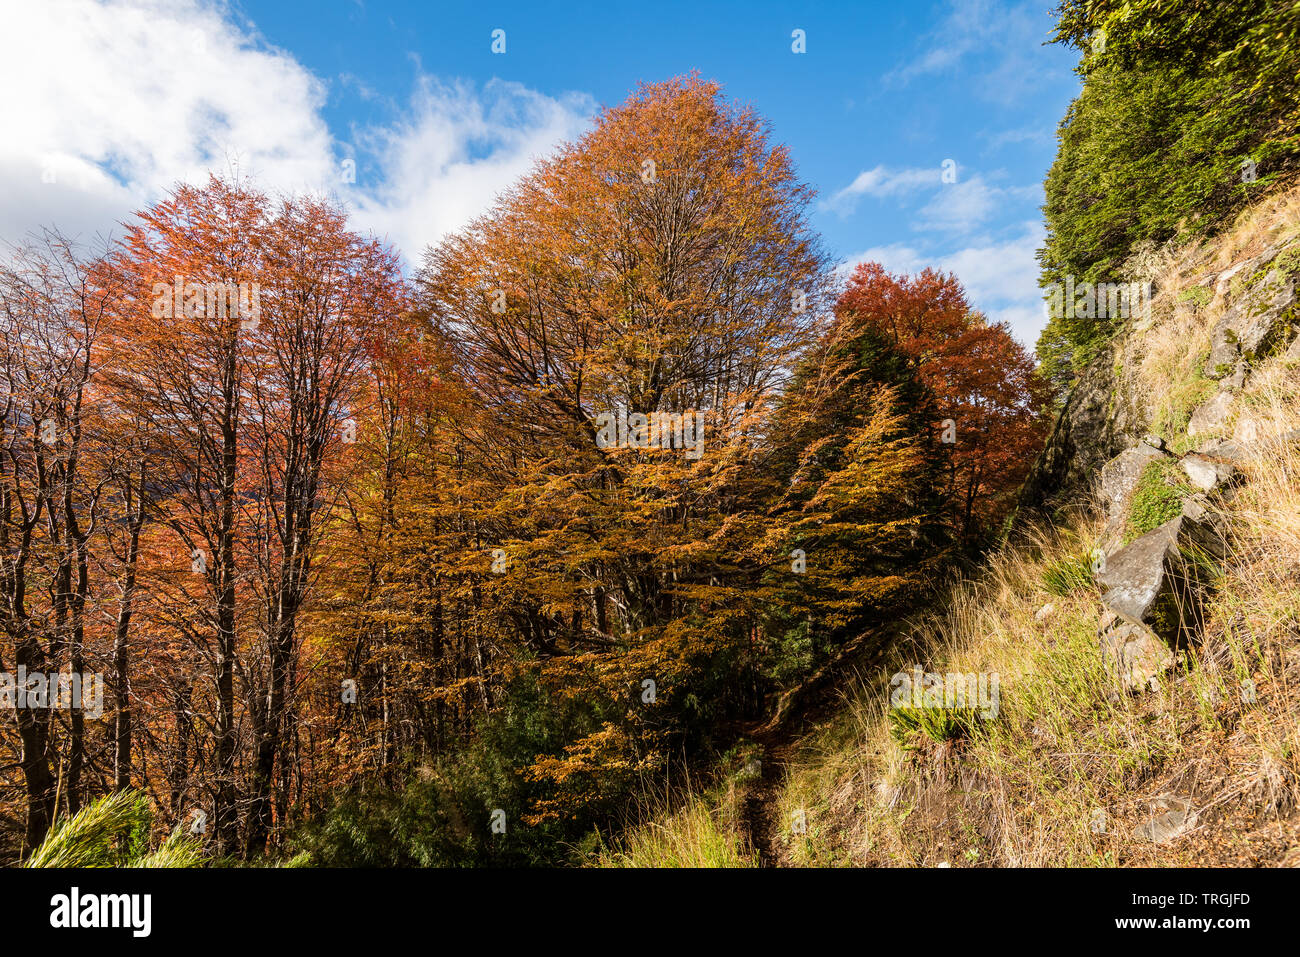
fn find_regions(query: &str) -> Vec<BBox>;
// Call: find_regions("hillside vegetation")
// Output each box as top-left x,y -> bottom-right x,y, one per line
1036,0 -> 1300,388
607,183 -> 1300,867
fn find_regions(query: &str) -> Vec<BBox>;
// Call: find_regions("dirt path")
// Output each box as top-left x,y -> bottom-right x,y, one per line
740,729 -> 794,867
738,623 -> 902,866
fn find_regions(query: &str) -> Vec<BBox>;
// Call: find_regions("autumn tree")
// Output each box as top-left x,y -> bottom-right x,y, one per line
0,232 -> 120,850
836,263 -> 1050,544
101,176 -> 404,856
101,178 -> 265,853
408,74 -> 831,825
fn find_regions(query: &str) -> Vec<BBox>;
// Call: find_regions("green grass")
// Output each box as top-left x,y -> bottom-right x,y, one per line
1042,551 -> 1095,596
1153,372 -> 1215,448
597,782 -> 758,868
888,696 -> 987,749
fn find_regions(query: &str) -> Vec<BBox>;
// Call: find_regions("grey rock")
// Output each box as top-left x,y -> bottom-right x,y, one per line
1095,514 -> 1224,644
1197,437 -> 1247,462
1223,360 -> 1248,391
1211,253 -> 1265,297
1018,350 -> 1149,516
1133,794 -> 1197,844
1180,494 -> 1233,543
1205,264 -> 1297,379
1098,442 -> 1167,517
1188,391 -> 1233,437
1205,328 -> 1237,380
1180,453 -> 1236,492
1181,493 -> 1210,521
1099,617 -> 1175,693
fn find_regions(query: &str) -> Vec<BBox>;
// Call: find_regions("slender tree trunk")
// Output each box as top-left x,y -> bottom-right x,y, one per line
13,634 -> 55,853
214,351 -> 240,856
113,464 -> 146,790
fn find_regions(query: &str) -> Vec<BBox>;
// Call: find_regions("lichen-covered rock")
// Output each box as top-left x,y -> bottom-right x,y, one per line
1188,390 -> 1233,437
1095,514 -> 1224,644
1017,349 -> 1148,515
1197,437 -> 1247,462
1204,262 -> 1297,379
1098,442 -> 1168,518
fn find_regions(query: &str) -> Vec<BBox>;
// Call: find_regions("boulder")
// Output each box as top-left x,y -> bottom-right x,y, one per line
1197,437 -> 1247,463
1180,453 -> 1236,493
1097,442 -> 1168,518
1095,514 -> 1224,644
1181,494 -> 1210,522
1179,493 -> 1234,542
1017,349 -> 1148,516
1188,390 -> 1233,437
1098,613 -> 1175,693
1204,263 -> 1297,379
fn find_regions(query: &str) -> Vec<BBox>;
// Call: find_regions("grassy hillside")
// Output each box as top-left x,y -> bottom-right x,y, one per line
601,183 -> 1300,867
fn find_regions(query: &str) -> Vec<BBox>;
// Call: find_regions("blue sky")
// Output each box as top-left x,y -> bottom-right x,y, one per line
1,0 -> 1081,344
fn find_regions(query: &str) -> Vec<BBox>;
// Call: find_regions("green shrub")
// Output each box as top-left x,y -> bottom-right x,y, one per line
1124,458 -> 1194,542
288,672 -> 629,867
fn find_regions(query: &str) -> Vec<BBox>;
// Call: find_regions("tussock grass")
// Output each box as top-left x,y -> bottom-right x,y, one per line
596,774 -> 759,868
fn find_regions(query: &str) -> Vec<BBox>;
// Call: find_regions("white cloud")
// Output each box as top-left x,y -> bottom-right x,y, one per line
820,165 -> 942,216
842,221 -> 1048,347
916,176 -> 1000,232
825,163 -> 1036,236
0,0 -> 334,243
350,77 -> 594,268
920,178 -> 1040,234
0,0 -> 595,266
884,0 -> 1051,105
